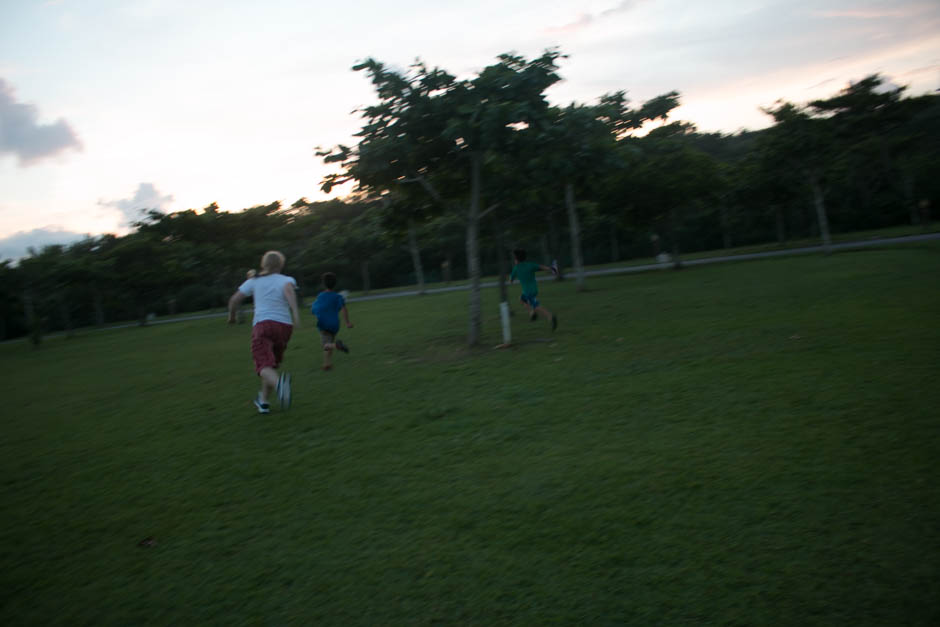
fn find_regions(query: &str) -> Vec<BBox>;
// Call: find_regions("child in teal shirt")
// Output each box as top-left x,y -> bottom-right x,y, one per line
510,249 -> 558,331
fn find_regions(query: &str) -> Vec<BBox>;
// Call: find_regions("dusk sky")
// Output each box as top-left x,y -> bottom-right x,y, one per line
1,0 -> 937,262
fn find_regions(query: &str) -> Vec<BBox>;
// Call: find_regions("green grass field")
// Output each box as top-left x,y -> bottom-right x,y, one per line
3,242 -> 939,625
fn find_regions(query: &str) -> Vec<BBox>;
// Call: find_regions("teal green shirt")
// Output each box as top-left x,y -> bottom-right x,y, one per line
511,261 -> 541,296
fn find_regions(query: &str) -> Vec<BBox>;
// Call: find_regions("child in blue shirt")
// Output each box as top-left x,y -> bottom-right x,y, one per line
311,272 -> 353,371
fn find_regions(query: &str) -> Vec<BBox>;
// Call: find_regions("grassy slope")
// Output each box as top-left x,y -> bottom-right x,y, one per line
2,242 -> 939,625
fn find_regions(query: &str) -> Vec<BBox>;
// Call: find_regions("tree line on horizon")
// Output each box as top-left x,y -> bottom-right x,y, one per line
1,50 -> 936,345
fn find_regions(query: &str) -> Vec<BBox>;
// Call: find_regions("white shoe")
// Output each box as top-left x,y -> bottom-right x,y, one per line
277,372 -> 292,410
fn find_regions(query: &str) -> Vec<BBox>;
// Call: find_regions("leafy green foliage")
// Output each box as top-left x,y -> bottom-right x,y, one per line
3,72 -> 936,342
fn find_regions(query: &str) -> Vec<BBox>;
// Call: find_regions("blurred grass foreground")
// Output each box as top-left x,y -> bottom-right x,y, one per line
2,241 -> 939,625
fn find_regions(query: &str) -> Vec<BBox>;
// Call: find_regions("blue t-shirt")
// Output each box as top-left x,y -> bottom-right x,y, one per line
312,290 -> 345,332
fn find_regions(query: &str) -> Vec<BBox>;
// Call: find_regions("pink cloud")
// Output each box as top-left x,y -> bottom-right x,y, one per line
544,13 -> 595,35
813,4 -> 935,19
543,1 -> 644,35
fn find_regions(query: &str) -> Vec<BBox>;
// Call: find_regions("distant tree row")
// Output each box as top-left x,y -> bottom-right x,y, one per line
2,51 -> 936,345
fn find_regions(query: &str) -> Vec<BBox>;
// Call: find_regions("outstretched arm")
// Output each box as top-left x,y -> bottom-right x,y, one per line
227,291 -> 247,323
539,263 -> 559,276
284,284 -> 301,327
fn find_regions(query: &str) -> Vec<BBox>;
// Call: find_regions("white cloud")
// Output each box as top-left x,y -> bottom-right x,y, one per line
98,182 -> 174,226
0,226 -> 88,263
0,78 -> 83,166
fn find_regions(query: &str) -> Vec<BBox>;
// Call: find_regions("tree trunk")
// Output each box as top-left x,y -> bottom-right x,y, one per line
669,207 -> 683,269
855,172 -> 873,218
774,205 -> 787,244
361,260 -> 371,295
442,254 -> 452,284
407,219 -> 425,295
809,176 -> 832,254
565,182 -> 586,291
919,198 -> 932,229
57,293 -> 73,338
495,221 -> 510,305
901,170 -> 918,226
548,213 -> 564,280
609,224 -> 620,262
719,204 -> 732,249
23,291 -> 41,348
93,285 -> 105,326
466,153 -> 483,346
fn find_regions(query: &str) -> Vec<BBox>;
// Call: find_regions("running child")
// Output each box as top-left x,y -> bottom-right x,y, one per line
227,251 -> 301,413
311,272 -> 353,371
510,248 -> 558,331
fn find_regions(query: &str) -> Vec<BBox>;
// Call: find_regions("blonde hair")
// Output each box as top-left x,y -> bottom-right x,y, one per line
259,250 -> 286,276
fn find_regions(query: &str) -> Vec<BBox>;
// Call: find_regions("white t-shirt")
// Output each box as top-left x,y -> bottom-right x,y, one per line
238,273 -> 297,326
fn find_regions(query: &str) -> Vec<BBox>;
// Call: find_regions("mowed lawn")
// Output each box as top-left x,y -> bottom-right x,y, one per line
2,243 -> 939,626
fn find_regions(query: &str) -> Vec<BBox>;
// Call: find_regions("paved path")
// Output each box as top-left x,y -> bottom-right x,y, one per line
8,232 -> 939,340
346,232 -> 940,302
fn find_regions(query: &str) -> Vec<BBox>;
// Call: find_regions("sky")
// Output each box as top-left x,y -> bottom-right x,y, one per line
1,0 -> 938,262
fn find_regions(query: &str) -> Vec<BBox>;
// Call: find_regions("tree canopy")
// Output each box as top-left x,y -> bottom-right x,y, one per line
3,66 -> 935,344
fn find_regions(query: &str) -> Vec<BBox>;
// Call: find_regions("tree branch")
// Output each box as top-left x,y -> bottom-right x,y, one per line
400,175 -> 447,209
480,203 -> 500,219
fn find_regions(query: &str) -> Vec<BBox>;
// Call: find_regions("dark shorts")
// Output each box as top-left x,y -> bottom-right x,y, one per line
250,320 -> 293,374
520,292 -> 540,308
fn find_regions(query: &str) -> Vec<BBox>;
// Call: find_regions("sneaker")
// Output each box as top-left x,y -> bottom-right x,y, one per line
253,396 -> 270,414
551,314 -> 558,332
277,372 -> 292,410
529,310 -> 538,322
335,339 -> 349,354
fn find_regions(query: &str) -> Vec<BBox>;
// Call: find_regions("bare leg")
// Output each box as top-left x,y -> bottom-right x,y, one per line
258,367 -> 278,402
522,302 -> 536,321
535,306 -> 557,331
323,347 -> 333,370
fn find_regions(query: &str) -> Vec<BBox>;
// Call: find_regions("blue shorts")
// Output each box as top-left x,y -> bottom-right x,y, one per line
520,293 -> 540,308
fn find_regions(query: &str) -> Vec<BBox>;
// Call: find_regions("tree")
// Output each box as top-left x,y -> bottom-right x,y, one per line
319,59 -> 460,296
530,104 -> 616,290
322,50 -> 564,346
593,91 -> 684,264
809,75 -> 937,230
629,123 -> 722,267
760,102 -> 835,252
17,245 -> 80,342
0,260 -> 22,340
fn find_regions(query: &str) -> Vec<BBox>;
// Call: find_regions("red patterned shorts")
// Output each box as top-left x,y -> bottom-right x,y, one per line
250,320 -> 293,374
